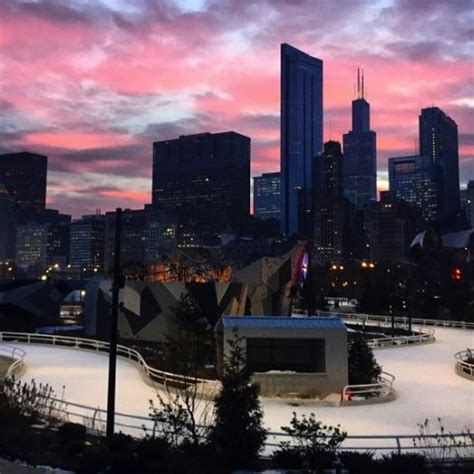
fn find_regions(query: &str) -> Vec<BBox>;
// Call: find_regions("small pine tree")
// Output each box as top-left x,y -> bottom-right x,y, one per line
209,329 -> 267,469
348,332 -> 381,384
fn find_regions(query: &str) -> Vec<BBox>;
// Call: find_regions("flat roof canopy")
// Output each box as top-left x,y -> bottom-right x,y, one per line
217,316 -> 346,330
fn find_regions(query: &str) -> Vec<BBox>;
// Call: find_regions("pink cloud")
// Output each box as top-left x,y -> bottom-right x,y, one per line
1,0 -> 472,217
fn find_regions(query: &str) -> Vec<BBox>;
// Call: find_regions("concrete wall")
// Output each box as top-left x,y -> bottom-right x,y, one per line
220,324 -> 348,397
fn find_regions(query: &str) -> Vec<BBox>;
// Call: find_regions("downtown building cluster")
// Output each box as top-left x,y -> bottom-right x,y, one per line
0,44 -> 472,288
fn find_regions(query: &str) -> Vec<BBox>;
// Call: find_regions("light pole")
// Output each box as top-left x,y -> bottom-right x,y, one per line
106,208 -> 123,437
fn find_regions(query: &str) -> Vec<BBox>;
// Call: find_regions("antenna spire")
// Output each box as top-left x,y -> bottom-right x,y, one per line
361,66 -> 365,99
357,66 -> 360,98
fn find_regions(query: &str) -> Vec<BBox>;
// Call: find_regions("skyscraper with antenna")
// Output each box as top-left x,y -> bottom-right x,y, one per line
342,66 -> 377,207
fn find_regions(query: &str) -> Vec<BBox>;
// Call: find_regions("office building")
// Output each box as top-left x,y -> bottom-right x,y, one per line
69,214 -> 105,274
343,68 -> 377,207
104,208 -> 147,273
0,181 -> 15,261
0,151 -> 47,215
152,131 -> 250,233
280,43 -> 323,235
253,172 -> 280,220
15,211 -> 71,272
388,155 -> 439,223
461,181 -> 474,228
313,141 -> 344,263
419,107 -> 460,219
365,192 -> 419,262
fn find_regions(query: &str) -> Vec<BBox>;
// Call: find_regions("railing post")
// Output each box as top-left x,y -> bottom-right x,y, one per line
396,437 -> 401,455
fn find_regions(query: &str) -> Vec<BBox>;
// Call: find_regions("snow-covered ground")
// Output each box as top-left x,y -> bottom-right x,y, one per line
2,326 -> 473,450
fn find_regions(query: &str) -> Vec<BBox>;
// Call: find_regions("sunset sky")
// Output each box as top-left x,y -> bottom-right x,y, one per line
1,0 -> 473,217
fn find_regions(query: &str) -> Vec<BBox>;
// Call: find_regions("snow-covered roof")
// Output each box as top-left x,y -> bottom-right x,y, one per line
218,315 -> 346,330
441,229 -> 474,249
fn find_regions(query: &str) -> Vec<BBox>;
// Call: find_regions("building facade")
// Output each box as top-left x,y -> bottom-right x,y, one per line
388,155 -> 439,223
280,43 -> 323,236
253,172 -> 280,221
69,214 -> 105,274
0,151 -> 47,215
419,107 -> 460,219
104,208 -> 147,274
342,68 -> 377,208
313,141 -> 345,264
0,181 -> 15,261
152,131 -> 250,233
461,181 -> 474,229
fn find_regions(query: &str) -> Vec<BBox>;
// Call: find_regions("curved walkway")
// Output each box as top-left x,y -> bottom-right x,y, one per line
1,326 -> 473,451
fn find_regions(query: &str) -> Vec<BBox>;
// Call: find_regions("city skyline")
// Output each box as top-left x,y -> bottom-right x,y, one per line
0,0 -> 473,218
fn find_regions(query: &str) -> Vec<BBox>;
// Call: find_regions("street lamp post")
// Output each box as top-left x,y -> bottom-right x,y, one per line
106,208 -> 123,437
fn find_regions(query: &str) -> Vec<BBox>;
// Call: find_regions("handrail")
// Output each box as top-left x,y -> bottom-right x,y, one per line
18,393 -> 474,456
316,311 -> 474,330
341,371 -> 395,404
454,348 -> 474,379
0,331 -> 219,392
0,344 -> 26,381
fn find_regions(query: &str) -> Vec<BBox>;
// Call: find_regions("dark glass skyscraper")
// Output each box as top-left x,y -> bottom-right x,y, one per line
342,68 -> 376,208
313,141 -> 345,263
388,155 -> 439,223
253,172 -> 280,220
152,131 -> 250,233
280,43 -> 323,236
419,107 -> 460,219
0,151 -> 47,215
70,214 -> 105,273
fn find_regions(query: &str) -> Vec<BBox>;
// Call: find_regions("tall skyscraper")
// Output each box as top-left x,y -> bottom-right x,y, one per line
69,214 -> 105,274
342,68 -> 377,208
313,141 -> 345,264
388,155 -> 439,223
152,131 -> 250,233
280,43 -> 323,236
461,181 -> 474,229
104,208 -> 147,274
253,172 -> 280,220
419,107 -> 460,219
0,181 -> 15,261
0,151 -> 47,215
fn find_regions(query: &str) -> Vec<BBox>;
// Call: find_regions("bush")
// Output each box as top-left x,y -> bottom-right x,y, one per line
340,451 -> 377,474
273,412 -> 346,471
135,436 -> 171,463
271,446 -> 303,469
102,432 -> 135,453
378,453 -> 427,474
57,422 -> 86,444
78,444 -> 113,474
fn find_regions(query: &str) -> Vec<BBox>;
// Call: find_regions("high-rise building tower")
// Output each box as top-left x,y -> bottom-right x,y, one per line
69,214 -> 105,274
342,67 -> 377,208
0,181 -> 15,261
153,131 -> 250,233
388,155 -> 439,223
313,141 -> 345,264
0,151 -> 47,215
419,107 -> 460,219
253,172 -> 280,221
280,43 -> 323,236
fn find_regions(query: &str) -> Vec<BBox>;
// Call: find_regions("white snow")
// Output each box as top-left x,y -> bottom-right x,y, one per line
2,326 -> 473,450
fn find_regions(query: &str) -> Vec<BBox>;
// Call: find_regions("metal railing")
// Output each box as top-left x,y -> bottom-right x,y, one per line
323,311 -> 474,330
0,344 -> 26,380
16,393 -> 474,456
0,336 -> 471,456
454,349 -> 474,379
0,331 -> 219,394
341,371 -> 395,404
